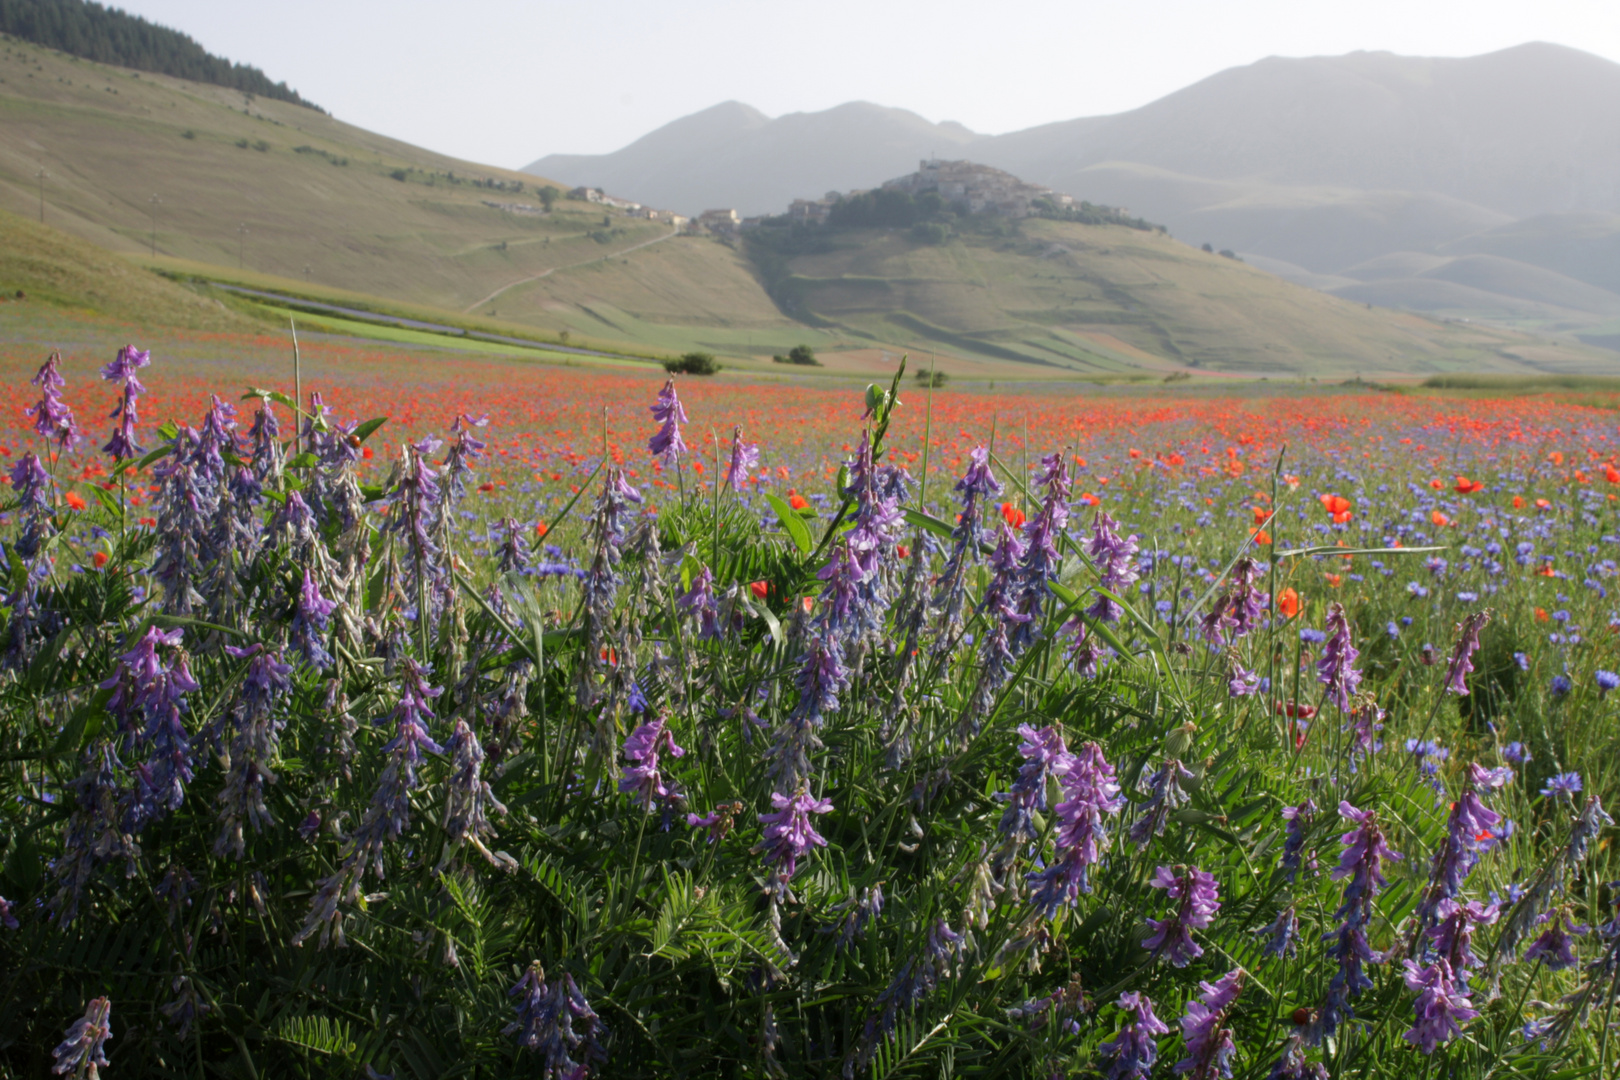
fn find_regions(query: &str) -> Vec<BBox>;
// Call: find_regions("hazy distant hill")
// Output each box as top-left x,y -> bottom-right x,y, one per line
522,43 -> 1620,332
526,101 -> 976,216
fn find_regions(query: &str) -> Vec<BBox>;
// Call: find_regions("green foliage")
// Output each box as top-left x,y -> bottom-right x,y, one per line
909,221 -> 951,245
0,0 -> 322,110
915,368 -> 949,388
771,344 -> 820,366
664,351 -> 719,375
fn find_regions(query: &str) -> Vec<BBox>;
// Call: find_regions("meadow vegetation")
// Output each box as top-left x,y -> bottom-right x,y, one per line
0,308 -> 1618,1078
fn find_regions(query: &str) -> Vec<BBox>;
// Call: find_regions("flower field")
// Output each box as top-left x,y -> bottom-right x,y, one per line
1,330 -> 1618,1079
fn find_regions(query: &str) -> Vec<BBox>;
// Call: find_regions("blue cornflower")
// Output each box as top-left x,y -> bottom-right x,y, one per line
1540,773 -> 1582,801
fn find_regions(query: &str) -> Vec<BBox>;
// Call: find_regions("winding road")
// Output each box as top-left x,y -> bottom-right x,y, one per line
463,227 -> 681,314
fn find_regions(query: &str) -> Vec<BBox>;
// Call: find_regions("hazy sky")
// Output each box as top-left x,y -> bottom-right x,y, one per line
113,0 -> 1620,168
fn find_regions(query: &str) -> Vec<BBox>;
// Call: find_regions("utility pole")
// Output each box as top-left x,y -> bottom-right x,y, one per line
237,223 -> 249,270
35,168 -> 47,223
147,195 -> 161,256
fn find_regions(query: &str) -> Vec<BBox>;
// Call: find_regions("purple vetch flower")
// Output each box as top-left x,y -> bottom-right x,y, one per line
1502,742 -> 1532,766
1413,763 -> 1511,933
1063,617 -> 1115,678
676,565 -> 721,640
28,350 -> 80,450
770,614 -> 849,787
1541,772 -> 1583,801
1444,611 -> 1490,695
9,450 -> 54,559
1348,701 -> 1384,758
618,715 -> 686,811
1027,741 -> 1126,917
213,643 -> 293,859
290,568 -> 337,671
101,626 -> 201,826
0,894 -> 17,930
829,884 -> 885,949
1265,1036 -> 1328,1080
1085,509 -> 1140,623
1096,991 -> 1168,1080
1316,602 -> 1361,712
932,446 -> 1001,648
647,377 -> 688,465
724,424 -> 759,491
1315,801 -> 1402,1042
1144,865 -> 1221,967
293,660 -> 444,948
1524,910 -> 1586,970
1261,905 -> 1299,958
384,435 -> 446,616
997,724 -> 1074,845
755,786 -> 833,884
1226,556 -> 1268,640
1279,799 -> 1317,883
1175,968 -> 1245,1079
1226,659 -> 1261,698
100,343 -> 150,386
1128,758 -> 1196,848
51,996 -> 113,1079
1401,957 -> 1477,1054
441,412 -> 489,503
442,719 -> 511,867
962,517 -> 1032,732
1008,451 -> 1072,655
504,962 -> 609,1079
1426,898 -> 1498,978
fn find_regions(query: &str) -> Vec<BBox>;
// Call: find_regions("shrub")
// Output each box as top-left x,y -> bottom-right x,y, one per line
915,368 -> 949,387
664,350 -> 719,375
772,344 -> 820,367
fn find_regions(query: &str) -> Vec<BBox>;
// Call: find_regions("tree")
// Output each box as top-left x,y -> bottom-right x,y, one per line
539,185 -> 560,211
665,351 -> 720,376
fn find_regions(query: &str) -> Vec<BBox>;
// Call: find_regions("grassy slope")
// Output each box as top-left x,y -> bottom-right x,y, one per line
772,219 -> 1614,378
1,34 -> 1611,379
0,206 -> 253,330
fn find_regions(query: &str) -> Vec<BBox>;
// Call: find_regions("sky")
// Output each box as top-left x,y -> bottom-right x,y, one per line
112,0 -> 1620,169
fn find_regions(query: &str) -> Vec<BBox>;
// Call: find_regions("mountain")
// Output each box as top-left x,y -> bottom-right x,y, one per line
3,31 -> 1609,379
525,101 -> 977,217
520,43 -> 1620,333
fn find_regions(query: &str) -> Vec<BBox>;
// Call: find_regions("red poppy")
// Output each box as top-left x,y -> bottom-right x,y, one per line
1454,476 -> 1484,494
1276,587 -> 1300,618
64,491 -> 86,511
1275,701 -> 1317,720
750,581 -> 769,600
534,521 -> 549,537
999,502 -> 1026,528
92,551 -> 108,569
789,493 -> 809,510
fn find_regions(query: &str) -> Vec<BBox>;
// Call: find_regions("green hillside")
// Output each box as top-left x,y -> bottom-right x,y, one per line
0,205 -> 252,328
1,33 -> 1611,379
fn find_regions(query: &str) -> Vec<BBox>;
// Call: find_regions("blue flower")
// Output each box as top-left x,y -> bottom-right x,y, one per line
1540,772 -> 1582,801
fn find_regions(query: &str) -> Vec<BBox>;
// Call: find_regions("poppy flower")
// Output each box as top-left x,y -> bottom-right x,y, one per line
1431,510 -> 1451,527
1250,528 -> 1272,545
1252,506 -> 1269,525
1606,466 -> 1620,484
1276,587 -> 1300,618
1274,701 -> 1317,720
1535,608 -> 1549,622
1000,502 -> 1026,528
478,482 -> 495,493
92,551 -> 108,569
1430,478 -> 1444,491
1324,573 -> 1341,588
534,521 -> 549,537
1079,492 -> 1099,506
1454,476 -> 1484,494
64,491 -> 87,511
750,580 -> 769,600
789,493 -> 810,510
1319,494 -> 1351,517
1534,498 -> 1551,510
362,446 -> 374,460
1512,496 -> 1525,509
896,544 -> 910,559
1549,451 -> 1564,465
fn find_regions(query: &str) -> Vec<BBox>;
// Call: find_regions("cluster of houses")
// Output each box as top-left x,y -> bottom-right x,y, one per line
690,159 -> 1080,235
568,186 -> 688,226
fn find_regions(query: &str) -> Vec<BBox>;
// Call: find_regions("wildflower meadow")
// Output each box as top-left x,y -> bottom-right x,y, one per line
1,339 -> 1617,1079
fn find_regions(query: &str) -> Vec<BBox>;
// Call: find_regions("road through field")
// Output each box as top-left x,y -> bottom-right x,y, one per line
464,227 -> 680,313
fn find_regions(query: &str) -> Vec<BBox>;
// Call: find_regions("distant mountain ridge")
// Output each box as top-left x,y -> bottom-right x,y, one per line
522,43 -> 1620,336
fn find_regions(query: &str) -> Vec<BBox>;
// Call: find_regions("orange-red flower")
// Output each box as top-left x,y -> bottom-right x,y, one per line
92,551 -> 108,569
1276,587 -> 1300,619
64,491 -> 86,511
750,580 -> 769,600
1454,476 -> 1484,494
1000,501 -> 1026,528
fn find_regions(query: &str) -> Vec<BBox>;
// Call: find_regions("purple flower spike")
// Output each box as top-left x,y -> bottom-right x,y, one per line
1444,611 -> 1490,695
52,996 -> 113,1080
101,343 -> 150,386
504,962 -> 609,1077
0,894 -> 17,930
291,569 -> 337,671
647,377 -> 688,465
1279,798 -> 1317,883
1523,911 -> 1585,970
755,786 -> 833,881
1097,991 -> 1168,1080
1085,508 -> 1140,623
676,566 -> 721,640
1414,763 -> 1509,932
1027,741 -> 1125,917
28,351 -> 80,450
618,715 -> 686,810
1175,968 -> 1244,1079
724,424 -> 759,491
997,724 -> 1074,846
1316,602 -> 1361,713
1401,957 -> 1477,1054
1316,801 -> 1401,1042
1144,865 -> 1221,967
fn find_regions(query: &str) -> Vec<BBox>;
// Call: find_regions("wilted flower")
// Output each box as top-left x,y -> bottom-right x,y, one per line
442,719 -> 510,867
